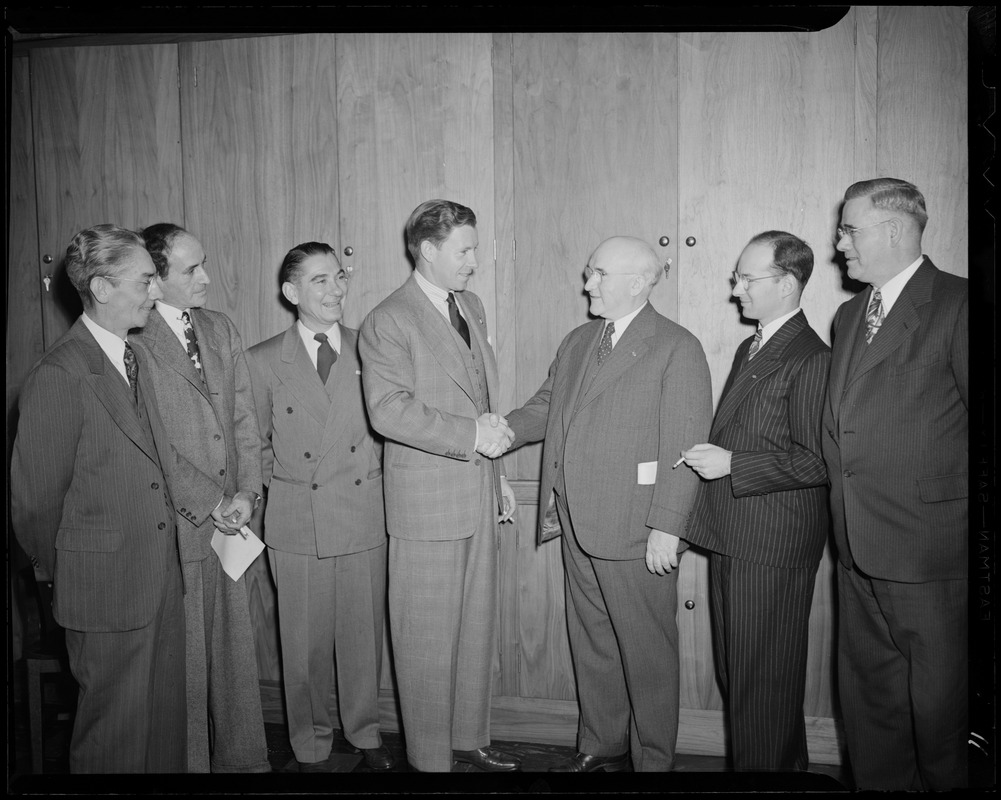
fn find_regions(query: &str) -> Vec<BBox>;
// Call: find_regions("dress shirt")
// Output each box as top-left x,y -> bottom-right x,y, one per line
605,301 -> 648,347
296,320 -> 342,369
81,312 -> 130,385
154,301 -> 193,350
757,307 -> 802,351
873,256 -> 924,315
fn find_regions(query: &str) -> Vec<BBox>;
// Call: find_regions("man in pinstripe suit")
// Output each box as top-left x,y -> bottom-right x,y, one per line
823,178 -> 968,790
682,231 -> 830,772
11,225 -> 219,772
359,200 -> 518,773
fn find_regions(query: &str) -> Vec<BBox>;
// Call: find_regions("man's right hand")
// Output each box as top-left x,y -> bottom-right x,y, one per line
476,413 -> 514,458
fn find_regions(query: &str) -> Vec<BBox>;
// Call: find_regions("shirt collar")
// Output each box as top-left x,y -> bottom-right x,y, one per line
873,256 -> 924,315
81,312 -> 129,381
758,306 -> 801,348
297,319 -> 341,354
605,301 -> 647,345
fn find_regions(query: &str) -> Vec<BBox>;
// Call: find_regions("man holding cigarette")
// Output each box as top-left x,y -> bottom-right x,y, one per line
505,236 -> 711,772
137,223 -> 269,773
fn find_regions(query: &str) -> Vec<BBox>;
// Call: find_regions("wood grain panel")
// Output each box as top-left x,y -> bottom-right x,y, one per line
179,34 -> 340,347
875,6 -> 968,275
804,542 -> 837,717
853,6 -> 879,178
677,548 -> 723,711
511,32 -> 679,481
31,43 -> 184,346
335,33 -> 496,331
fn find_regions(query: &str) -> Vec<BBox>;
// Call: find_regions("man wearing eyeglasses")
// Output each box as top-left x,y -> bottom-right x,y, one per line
136,224 -> 270,773
505,236 -> 711,772
681,231 -> 829,772
11,225 -> 213,772
824,178 -> 968,790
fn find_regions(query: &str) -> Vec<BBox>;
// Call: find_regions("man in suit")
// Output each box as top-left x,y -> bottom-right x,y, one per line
358,199 -> 518,773
505,236 -> 712,772
10,225 -> 217,772
136,223 -> 270,773
247,242 -> 394,772
682,231 -> 830,771
823,178 -> 968,790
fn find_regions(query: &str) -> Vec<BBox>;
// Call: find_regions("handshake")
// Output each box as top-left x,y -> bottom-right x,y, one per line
475,412 -> 515,459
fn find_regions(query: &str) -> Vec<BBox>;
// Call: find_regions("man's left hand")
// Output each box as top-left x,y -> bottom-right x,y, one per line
498,476 -> 517,523
645,529 -> 680,576
213,492 -> 255,532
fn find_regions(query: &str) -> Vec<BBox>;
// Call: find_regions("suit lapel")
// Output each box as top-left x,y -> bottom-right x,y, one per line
274,324 -> 331,426
143,307 -> 210,400
403,276 -> 476,402
711,311 -> 806,435
456,290 -> 498,408
562,321 -> 603,434
847,258 -> 934,388
189,308 -> 223,398
576,304 -> 655,412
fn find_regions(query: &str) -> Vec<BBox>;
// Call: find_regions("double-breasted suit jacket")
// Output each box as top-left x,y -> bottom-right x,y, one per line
138,306 -> 269,772
685,309 -> 829,771
11,318 -> 215,772
248,323 -> 387,763
358,274 -> 503,772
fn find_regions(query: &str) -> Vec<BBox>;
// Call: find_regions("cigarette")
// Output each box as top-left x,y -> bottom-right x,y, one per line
671,457 -> 686,469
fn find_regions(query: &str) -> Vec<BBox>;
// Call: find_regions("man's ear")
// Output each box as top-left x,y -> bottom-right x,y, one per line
88,275 -> 111,305
419,239 -> 437,264
281,281 -> 299,306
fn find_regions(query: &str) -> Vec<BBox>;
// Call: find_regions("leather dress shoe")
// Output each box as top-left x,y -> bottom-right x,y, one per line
550,751 -> 630,772
353,744 -> 396,771
297,758 -> 331,773
453,746 -> 522,772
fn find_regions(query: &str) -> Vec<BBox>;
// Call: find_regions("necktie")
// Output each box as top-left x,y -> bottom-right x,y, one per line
865,289 -> 884,344
123,341 -> 139,403
314,332 -> 337,383
597,321 -> 615,365
181,311 -> 203,374
747,325 -> 763,359
447,292 -> 471,348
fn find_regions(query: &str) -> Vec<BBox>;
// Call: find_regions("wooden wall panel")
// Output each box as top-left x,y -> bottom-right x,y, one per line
179,34 -> 340,348
335,33 -> 496,331
875,6 -> 968,275
510,32 -> 679,481
31,44 -> 184,347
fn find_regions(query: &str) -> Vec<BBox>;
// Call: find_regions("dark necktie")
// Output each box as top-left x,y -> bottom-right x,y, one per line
747,325 -> 763,359
865,289 -> 884,344
181,311 -> 203,374
597,321 -> 615,365
447,292 -> 471,349
123,341 -> 139,403
314,332 -> 337,384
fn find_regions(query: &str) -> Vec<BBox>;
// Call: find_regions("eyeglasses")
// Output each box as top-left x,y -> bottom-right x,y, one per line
730,271 -> 780,291
836,218 -> 895,242
584,266 -> 642,282
102,274 -> 157,294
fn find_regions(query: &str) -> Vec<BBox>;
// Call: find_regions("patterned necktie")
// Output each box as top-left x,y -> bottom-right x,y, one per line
597,321 -> 615,365
314,332 -> 337,383
865,289 -> 884,344
123,341 -> 139,403
447,292 -> 471,348
181,311 -> 203,374
747,325 -> 763,359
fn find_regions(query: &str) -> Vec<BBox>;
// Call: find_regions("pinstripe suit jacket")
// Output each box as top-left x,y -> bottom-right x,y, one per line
247,323 -> 386,556
138,306 -> 262,562
822,258 -> 968,582
10,318 -> 216,632
506,302 -> 712,558
685,311 -> 830,569
358,274 -> 501,541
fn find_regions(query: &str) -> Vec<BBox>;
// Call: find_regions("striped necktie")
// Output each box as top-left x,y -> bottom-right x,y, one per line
865,289 -> 884,344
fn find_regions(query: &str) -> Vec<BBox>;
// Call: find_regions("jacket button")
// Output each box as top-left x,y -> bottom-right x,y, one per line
214,434 -> 222,441
312,483 -> 318,490
151,482 -> 159,490
355,478 -> 362,486
287,407 -> 293,414
474,458 -> 481,466
843,470 -> 853,478
158,522 -> 166,530
350,446 -> 356,453
219,469 -> 225,476
304,452 -> 311,458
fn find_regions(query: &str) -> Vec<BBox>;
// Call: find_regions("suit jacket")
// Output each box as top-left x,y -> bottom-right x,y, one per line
248,324 -> 386,557
358,275 -> 501,541
507,302 -> 712,558
137,306 -> 262,562
686,311 -> 830,569
11,318 -> 215,632
822,258 -> 968,582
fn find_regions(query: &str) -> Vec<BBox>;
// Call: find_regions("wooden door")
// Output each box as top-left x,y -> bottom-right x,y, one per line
677,13 -> 857,749
507,31 -> 680,702
30,44 -> 184,347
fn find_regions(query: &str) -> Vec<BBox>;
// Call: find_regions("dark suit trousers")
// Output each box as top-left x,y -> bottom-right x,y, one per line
64,564 -> 186,773
709,553 -> 816,771
558,492 -> 680,772
837,562 -> 968,790
183,555 -> 269,772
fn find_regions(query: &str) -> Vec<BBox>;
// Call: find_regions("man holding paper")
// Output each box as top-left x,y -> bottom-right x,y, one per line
505,236 -> 711,771
137,223 -> 270,773
248,242 -> 393,772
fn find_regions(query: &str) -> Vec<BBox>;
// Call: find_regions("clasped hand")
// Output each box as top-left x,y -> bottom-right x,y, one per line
211,491 -> 255,534
475,412 -> 514,459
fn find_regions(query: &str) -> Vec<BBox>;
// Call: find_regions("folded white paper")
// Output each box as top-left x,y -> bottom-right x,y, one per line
637,460 -> 658,485
211,526 -> 265,581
